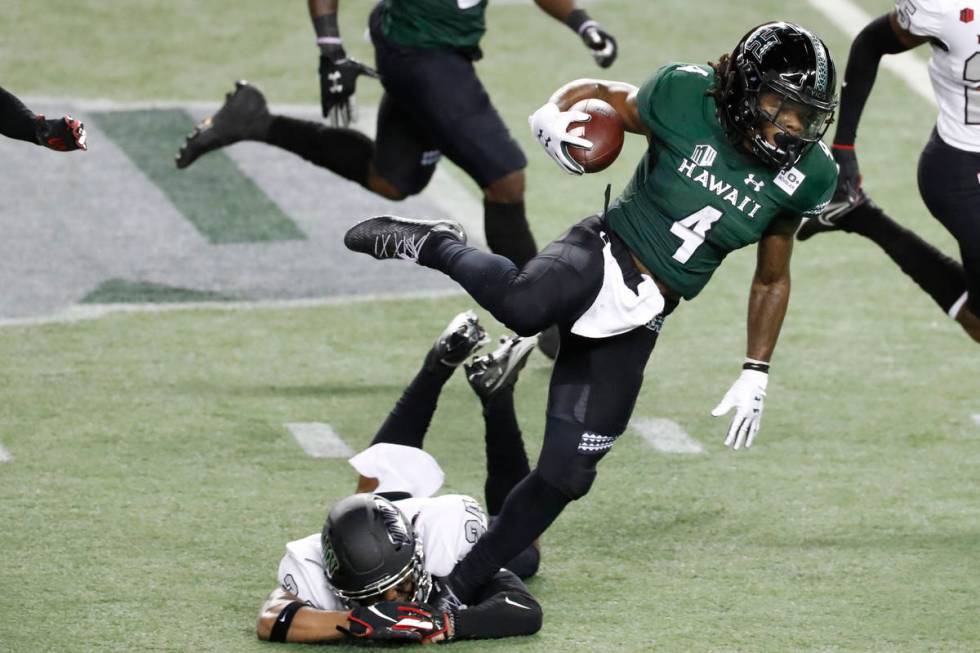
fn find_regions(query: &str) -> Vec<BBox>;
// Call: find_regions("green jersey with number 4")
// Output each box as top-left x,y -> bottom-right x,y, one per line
381,0 -> 488,58
605,63 -> 837,300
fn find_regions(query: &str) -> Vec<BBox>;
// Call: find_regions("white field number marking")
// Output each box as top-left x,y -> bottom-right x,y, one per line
632,418 -> 704,454
670,206 -> 723,263
285,423 -> 354,458
0,443 -> 12,463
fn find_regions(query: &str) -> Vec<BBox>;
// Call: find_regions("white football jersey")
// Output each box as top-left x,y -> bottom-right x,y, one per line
895,0 -> 980,151
275,494 -> 487,610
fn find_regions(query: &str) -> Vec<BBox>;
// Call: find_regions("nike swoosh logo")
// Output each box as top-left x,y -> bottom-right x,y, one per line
504,596 -> 532,610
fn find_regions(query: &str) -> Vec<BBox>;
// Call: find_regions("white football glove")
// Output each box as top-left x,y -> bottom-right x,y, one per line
710,369 -> 768,450
528,102 -> 593,175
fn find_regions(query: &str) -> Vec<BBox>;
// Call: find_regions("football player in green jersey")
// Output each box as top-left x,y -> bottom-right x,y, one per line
343,22 -> 839,606
176,0 -> 617,360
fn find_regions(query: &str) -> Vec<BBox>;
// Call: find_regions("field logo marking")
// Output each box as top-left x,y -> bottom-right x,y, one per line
285,422 -> 354,458
632,417 -> 704,454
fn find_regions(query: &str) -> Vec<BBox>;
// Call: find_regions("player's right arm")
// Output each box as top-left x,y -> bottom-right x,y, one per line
830,10 -> 926,199
256,587 -> 348,643
529,78 -> 644,174
1,85 -> 87,151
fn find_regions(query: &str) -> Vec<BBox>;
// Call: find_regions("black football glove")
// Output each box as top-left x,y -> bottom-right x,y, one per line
832,145 -> 861,201
318,47 -> 379,128
339,601 -> 452,643
580,23 -> 618,68
35,115 -> 87,151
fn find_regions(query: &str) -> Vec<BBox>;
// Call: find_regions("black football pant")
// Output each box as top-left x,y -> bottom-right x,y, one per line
419,216 -> 676,602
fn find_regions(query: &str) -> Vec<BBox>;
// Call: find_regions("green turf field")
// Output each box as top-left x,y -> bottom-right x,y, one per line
1,1 -> 978,651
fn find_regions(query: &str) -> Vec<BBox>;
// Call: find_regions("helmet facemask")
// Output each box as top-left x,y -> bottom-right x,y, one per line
748,83 -> 835,169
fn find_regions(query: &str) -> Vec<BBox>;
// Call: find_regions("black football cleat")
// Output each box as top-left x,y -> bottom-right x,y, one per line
465,335 -> 538,400
424,310 -> 490,372
344,215 -> 466,263
797,187 -> 872,241
175,80 -> 271,169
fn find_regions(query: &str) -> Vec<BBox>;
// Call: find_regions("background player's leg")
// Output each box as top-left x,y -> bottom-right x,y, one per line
449,321 -> 666,602
264,115 -> 375,188
466,336 -> 539,577
370,312 -> 487,448
483,171 -> 538,267
917,132 -> 980,342
835,201 -> 968,316
390,43 -> 537,267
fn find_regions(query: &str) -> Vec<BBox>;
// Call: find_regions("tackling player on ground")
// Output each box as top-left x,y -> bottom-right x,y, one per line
256,312 -> 543,644
0,84 -> 86,152
175,0 -> 618,358
796,0 -> 980,343
344,22 -> 839,605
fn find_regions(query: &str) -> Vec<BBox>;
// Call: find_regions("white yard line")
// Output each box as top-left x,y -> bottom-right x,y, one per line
0,288 -> 464,328
285,422 -> 354,458
806,0 -> 936,107
972,414 -> 980,427
0,443 -> 12,463
632,417 -> 704,454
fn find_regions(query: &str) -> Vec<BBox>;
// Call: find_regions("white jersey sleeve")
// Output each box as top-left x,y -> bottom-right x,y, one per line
895,0 -> 980,151
394,494 -> 488,578
276,533 -> 346,611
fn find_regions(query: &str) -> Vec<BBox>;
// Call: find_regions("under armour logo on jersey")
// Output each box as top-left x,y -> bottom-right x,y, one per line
744,174 -> 765,192
328,70 -> 343,94
691,144 -> 717,167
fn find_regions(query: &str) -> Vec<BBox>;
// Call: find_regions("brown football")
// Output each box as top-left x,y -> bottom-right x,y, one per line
566,98 -> 625,173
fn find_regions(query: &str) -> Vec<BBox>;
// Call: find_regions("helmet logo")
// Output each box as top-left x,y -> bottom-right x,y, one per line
375,499 -> 413,548
744,29 -> 781,62
323,541 -> 340,577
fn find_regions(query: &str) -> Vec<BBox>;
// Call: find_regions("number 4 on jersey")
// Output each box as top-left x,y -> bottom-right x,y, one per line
670,206 -> 722,263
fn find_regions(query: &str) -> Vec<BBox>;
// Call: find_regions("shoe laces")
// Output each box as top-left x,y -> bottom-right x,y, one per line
374,231 -> 429,261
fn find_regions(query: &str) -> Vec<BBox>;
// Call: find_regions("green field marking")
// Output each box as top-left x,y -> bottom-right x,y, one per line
81,279 -> 236,304
90,109 -> 305,244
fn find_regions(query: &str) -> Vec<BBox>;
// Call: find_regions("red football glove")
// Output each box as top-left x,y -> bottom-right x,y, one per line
339,601 -> 452,643
35,114 -> 87,151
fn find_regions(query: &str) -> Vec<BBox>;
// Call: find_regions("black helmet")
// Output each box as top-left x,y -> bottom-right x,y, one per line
717,21 -> 837,168
321,494 -> 432,606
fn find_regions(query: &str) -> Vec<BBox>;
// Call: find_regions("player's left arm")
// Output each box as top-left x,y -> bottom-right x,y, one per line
449,569 -> 543,640
533,0 -> 617,68
830,11 -> 926,198
711,214 -> 800,451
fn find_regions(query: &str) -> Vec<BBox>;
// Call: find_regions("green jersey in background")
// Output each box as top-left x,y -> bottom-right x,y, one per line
381,0 -> 488,58
606,63 -> 837,300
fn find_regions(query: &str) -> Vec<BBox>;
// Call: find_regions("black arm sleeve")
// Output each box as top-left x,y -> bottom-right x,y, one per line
833,14 -> 910,145
0,84 -> 39,144
453,569 -> 542,640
